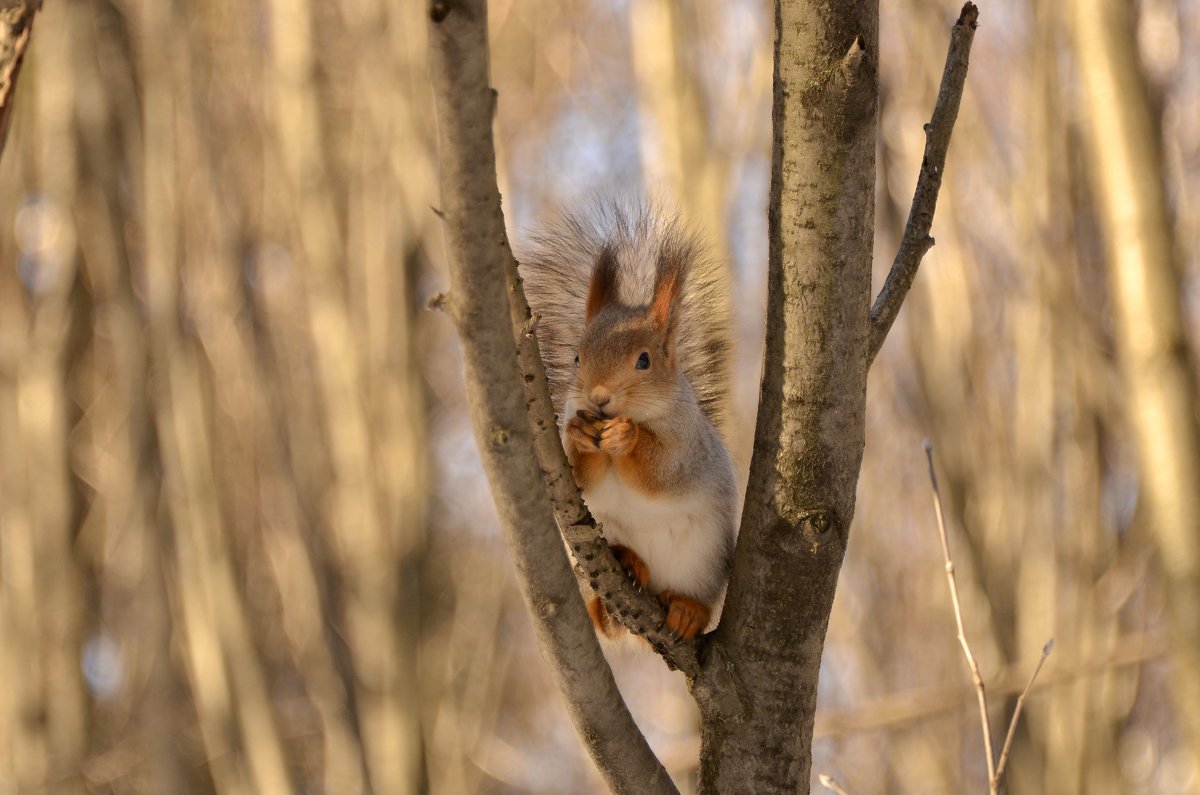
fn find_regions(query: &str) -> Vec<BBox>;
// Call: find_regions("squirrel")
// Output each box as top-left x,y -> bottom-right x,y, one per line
520,201 -> 738,640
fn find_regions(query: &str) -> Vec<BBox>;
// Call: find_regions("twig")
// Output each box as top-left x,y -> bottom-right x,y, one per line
924,440 -> 995,787
818,773 -> 853,795
868,2 -> 979,363
992,638 -> 1053,789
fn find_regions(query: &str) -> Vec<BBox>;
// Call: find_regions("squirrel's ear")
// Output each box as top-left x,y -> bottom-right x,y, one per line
585,245 -> 620,322
650,250 -> 686,336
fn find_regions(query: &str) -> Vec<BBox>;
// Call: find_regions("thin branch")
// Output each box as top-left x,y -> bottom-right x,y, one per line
924,440 -> 996,786
868,2 -> 978,363
992,638 -> 1053,789
0,0 -> 41,159
818,773 -> 853,795
427,2 -> 677,792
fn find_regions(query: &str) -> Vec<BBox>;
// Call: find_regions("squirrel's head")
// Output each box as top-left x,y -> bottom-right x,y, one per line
573,245 -> 685,424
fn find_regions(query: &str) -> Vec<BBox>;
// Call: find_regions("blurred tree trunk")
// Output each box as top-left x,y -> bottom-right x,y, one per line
263,0 -> 427,789
1070,0 -> 1200,761
0,3 -> 89,791
629,0 -> 728,253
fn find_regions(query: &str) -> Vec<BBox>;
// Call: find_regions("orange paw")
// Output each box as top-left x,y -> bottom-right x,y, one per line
610,544 -> 651,588
599,416 -> 638,457
567,413 -> 602,453
658,591 -> 711,640
587,596 -> 623,639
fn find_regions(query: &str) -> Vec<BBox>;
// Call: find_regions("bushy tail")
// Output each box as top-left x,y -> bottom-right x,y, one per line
518,199 -> 732,435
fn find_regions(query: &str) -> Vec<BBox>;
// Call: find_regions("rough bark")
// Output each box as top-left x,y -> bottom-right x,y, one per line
691,0 -> 878,791
1069,0 -> 1200,758
427,2 -> 678,792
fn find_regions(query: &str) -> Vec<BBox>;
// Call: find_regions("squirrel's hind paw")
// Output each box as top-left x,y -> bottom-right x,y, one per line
610,544 -> 651,588
587,596 -> 625,639
658,591 -> 711,640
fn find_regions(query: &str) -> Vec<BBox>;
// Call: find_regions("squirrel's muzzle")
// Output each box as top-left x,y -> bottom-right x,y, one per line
588,386 -> 613,411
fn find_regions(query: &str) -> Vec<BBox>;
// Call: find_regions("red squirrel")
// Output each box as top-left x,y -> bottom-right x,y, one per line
521,202 -> 737,640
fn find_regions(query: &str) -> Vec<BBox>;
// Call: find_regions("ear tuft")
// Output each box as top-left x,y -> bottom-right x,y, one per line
650,248 -> 686,335
585,245 -> 620,322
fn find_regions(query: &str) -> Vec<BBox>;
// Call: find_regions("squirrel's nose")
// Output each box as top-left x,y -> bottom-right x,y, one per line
588,387 -> 612,409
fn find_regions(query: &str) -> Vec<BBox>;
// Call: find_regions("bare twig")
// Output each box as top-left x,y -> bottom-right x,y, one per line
925,440 -> 1053,793
992,638 -> 1053,788
868,2 -> 979,362
428,2 -> 678,792
924,440 -> 995,786
818,773 -> 853,795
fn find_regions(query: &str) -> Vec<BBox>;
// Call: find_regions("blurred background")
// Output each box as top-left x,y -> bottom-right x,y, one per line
0,0 -> 1197,793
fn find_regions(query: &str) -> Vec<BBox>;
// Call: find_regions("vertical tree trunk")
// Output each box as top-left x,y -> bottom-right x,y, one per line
696,0 -> 877,791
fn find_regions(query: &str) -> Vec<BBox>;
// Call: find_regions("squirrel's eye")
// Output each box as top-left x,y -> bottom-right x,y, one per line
636,351 -> 650,370
574,354 -> 580,366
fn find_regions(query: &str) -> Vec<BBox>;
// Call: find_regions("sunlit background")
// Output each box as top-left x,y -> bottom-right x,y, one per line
0,0 -> 1198,792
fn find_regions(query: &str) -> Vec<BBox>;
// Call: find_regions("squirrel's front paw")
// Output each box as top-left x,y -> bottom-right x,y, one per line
599,416 -> 638,457
567,412 -> 602,453
658,591 -> 711,640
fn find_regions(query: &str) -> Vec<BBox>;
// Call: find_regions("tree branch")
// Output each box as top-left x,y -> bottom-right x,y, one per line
992,639 -> 1052,789
868,2 -> 978,363
0,0 -> 40,159
427,2 -> 677,792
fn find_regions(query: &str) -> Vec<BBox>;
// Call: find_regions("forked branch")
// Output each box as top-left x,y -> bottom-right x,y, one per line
868,2 -> 979,363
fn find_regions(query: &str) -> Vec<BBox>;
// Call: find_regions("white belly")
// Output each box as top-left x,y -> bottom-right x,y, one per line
582,468 -> 730,605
